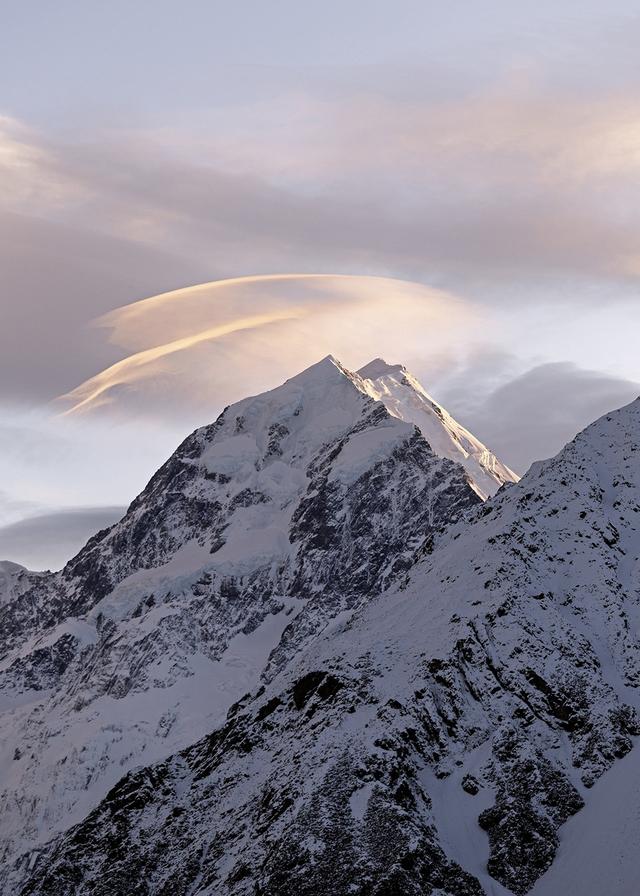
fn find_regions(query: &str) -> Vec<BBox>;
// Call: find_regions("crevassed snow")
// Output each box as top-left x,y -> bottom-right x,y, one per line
328,417 -> 414,485
201,433 -> 260,477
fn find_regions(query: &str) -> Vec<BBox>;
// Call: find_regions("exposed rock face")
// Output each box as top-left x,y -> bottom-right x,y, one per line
0,561 -> 36,607
6,393 -> 640,895
0,356 -> 484,875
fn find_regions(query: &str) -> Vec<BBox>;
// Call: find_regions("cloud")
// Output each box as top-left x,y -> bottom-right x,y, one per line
447,362 -> 640,473
4,82 -> 640,314
3,79 -> 640,410
63,308 -> 304,415
59,274 -> 478,420
0,507 -> 126,571
0,405 -> 183,523
0,208 -> 207,403
0,490 -> 40,529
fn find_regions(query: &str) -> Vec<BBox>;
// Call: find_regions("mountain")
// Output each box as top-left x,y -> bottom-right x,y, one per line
8,390 -> 640,896
0,355 -> 500,884
0,561 -> 34,607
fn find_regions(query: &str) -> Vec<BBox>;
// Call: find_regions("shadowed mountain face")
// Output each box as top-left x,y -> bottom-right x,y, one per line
3,358 -> 639,895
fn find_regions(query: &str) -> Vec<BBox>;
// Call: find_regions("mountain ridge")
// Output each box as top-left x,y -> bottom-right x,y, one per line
355,356 -> 519,499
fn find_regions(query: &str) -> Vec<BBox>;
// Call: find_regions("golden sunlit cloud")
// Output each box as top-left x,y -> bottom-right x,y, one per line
61,274 -> 480,421
63,309 -> 305,415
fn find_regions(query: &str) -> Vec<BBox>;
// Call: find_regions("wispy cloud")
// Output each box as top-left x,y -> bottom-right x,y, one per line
63,309 -> 305,415
60,274 -> 477,419
3,80 -> 640,296
2,82 -> 640,413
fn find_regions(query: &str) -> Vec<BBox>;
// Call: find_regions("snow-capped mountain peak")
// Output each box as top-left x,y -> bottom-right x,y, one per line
0,561 -> 32,607
285,352 -> 348,380
357,356 -> 519,499
357,356 -> 407,379
0,353 -> 486,876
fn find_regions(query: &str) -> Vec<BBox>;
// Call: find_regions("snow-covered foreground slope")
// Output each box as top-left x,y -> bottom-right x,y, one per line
0,356 -> 490,881
10,397 -> 640,895
358,358 -> 518,498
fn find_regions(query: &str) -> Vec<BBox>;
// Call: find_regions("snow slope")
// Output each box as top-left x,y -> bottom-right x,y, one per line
0,562 -> 40,608
10,397 -> 640,895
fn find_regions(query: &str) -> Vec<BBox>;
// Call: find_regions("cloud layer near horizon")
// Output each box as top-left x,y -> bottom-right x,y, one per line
0,507 -> 126,572
437,361 -> 640,474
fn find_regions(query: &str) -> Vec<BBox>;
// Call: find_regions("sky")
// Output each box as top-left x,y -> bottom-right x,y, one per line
1,1 -> 640,569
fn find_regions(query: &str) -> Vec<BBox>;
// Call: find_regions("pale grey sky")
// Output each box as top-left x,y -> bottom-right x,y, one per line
1,2 -> 639,568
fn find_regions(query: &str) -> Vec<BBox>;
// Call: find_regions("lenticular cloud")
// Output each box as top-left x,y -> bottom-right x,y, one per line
61,274 -> 476,422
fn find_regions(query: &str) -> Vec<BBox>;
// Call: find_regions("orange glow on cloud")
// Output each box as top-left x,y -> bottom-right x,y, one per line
63,308 -> 305,415
61,274 -> 479,420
